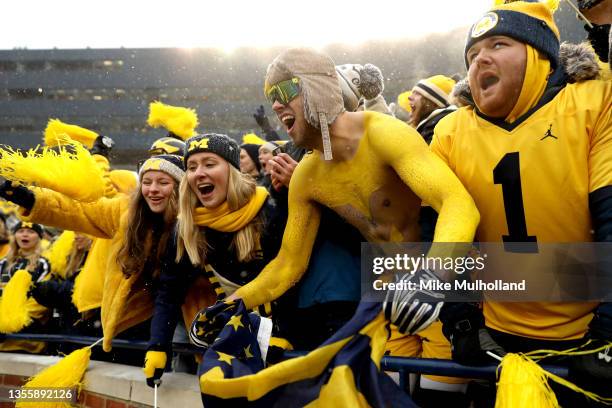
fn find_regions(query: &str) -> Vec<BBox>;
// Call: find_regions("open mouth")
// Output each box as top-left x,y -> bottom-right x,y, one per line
481,75 -> 499,91
20,239 -> 30,245
280,114 -> 296,132
198,183 -> 214,196
148,197 -> 164,204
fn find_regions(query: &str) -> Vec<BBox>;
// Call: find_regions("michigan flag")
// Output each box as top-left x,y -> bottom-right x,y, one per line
196,301 -> 416,407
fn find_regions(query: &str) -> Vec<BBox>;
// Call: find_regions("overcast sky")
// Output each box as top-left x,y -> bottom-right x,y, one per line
2,0 -> 492,51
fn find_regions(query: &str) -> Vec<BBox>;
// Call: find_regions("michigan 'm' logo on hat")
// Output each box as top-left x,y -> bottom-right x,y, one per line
471,12 -> 499,38
141,159 -> 162,172
189,138 -> 209,152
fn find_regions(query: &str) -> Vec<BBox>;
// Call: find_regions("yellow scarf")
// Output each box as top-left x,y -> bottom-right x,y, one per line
193,186 -> 269,232
505,45 -> 551,124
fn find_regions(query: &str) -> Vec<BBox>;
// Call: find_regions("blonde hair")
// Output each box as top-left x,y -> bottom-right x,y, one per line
177,165 -> 262,265
5,234 -> 43,273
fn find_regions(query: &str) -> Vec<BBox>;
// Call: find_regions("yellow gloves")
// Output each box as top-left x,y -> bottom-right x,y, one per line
143,350 -> 167,388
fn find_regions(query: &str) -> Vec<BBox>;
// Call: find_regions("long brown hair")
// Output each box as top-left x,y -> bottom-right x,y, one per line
63,235 -> 92,280
176,165 -> 262,265
117,182 -> 178,279
0,219 -> 8,244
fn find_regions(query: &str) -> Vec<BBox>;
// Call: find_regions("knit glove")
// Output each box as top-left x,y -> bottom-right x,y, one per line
383,268 -> 445,335
253,105 -> 272,131
0,180 -> 35,211
439,302 -> 506,366
143,350 -> 167,388
253,105 -> 279,141
190,300 -> 236,348
89,135 -> 114,158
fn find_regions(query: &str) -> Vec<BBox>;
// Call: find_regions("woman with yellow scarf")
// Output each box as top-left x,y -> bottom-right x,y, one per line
144,133 -> 287,387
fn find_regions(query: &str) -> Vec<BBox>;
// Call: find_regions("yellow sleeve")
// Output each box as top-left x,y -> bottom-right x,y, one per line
430,118 -> 454,170
587,80 -> 612,193
93,155 -> 119,198
367,112 -> 479,243
232,157 -> 322,309
20,187 -> 125,239
109,169 -> 138,195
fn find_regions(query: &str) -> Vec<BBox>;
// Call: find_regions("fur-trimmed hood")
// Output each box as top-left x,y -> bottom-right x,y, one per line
559,41 -> 603,83
452,42 -> 603,108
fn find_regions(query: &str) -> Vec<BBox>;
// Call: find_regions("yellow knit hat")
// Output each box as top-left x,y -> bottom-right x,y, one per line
412,75 -> 456,108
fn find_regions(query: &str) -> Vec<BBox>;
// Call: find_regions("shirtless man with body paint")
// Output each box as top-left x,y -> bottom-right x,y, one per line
226,48 -> 480,336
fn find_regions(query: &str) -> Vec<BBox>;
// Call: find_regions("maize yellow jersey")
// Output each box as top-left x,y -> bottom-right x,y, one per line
431,79 -> 612,340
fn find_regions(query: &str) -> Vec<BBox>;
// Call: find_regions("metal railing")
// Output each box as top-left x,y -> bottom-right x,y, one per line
2,332 -> 569,390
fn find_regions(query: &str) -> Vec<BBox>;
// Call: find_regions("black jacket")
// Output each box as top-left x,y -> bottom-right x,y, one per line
416,106 -> 456,145
0,256 -> 50,289
148,197 -> 286,351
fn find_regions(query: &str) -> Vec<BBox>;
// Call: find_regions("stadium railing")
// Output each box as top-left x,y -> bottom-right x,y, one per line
2,333 -> 569,390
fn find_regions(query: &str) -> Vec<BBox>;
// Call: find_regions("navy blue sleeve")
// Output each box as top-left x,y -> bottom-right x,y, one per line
148,235 -> 196,351
31,278 -> 74,310
590,186 -> 612,243
588,186 -> 612,340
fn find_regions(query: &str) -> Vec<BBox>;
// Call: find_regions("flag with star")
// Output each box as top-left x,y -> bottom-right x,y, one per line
197,300 -> 416,407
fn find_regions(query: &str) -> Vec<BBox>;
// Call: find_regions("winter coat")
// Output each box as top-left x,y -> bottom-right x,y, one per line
148,196 -> 287,351
19,187 -> 153,351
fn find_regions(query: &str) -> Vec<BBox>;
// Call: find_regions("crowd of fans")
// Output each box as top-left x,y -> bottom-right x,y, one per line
0,0 -> 610,406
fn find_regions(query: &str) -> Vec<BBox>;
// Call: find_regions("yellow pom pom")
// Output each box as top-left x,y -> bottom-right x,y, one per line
495,346 -> 612,407
16,346 -> 92,408
0,140 -> 108,202
43,230 -> 76,279
147,101 -> 199,141
495,353 -> 559,408
44,119 -> 99,149
242,133 -> 265,145
0,270 -> 34,333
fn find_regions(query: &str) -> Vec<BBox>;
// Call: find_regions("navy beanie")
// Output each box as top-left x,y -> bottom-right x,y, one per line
465,1 -> 560,69
240,144 -> 262,172
184,133 -> 240,169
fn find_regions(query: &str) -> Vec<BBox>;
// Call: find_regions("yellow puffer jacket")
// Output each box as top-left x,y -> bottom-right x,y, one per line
109,169 -> 138,195
21,188 -> 153,352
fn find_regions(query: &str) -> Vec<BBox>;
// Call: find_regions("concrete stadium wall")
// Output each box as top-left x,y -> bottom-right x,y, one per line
0,353 -> 201,408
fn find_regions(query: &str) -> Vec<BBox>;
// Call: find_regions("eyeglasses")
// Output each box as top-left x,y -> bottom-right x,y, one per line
265,77 -> 300,105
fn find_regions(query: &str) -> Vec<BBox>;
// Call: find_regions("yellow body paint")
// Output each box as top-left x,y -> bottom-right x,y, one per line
234,111 -> 479,308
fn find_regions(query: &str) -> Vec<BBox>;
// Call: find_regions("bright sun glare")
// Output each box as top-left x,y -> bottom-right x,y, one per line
3,0 -> 491,51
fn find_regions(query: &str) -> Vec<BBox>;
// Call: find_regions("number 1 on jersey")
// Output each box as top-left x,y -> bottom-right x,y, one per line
493,152 -> 538,253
